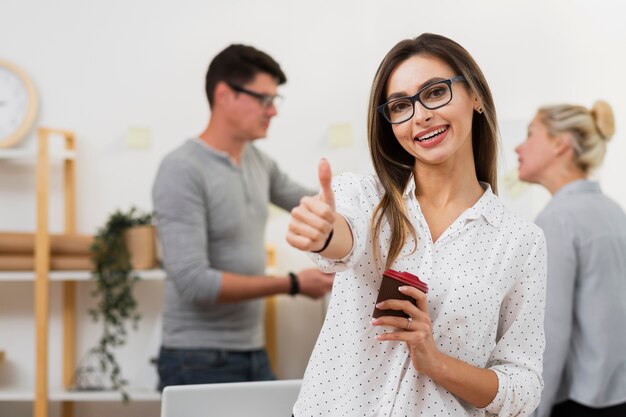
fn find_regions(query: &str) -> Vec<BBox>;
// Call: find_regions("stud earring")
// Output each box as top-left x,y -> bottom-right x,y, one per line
476,106 -> 483,114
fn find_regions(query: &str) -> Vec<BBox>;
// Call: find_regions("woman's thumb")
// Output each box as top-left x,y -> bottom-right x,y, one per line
318,158 -> 335,210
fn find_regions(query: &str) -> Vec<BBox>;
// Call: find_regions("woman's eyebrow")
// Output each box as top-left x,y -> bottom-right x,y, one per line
386,76 -> 447,101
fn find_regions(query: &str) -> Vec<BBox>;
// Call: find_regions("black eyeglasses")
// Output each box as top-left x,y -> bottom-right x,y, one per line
227,82 -> 283,108
377,75 -> 466,124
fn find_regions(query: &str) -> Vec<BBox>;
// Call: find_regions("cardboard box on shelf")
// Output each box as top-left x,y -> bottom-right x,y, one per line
0,232 -> 93,255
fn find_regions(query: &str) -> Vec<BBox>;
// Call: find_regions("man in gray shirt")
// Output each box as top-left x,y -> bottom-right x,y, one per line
153,44 -> 333,388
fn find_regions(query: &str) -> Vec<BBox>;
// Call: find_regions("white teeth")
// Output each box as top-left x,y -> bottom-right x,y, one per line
417,126 -> 447,141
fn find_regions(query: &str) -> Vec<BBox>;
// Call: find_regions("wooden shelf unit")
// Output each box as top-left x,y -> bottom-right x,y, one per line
1,129 -> 280,416
34,128 -> 77,417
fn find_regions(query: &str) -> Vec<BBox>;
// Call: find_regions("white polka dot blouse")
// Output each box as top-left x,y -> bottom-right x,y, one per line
293,173 -> 547,417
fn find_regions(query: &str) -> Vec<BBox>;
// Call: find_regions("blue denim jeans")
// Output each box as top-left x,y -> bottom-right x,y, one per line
157,346 -> 276,390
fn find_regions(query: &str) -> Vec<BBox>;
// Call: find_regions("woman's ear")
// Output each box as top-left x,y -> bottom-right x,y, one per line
472,95 -> 483,114
552,132 -> 574,156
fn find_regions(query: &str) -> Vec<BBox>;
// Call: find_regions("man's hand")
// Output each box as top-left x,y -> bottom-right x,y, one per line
295,268 -> 334,298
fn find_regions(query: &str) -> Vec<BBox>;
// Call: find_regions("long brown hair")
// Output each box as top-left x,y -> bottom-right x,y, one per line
367,33 -> 499,269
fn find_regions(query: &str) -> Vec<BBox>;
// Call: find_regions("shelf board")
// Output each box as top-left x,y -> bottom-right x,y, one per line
0,390 -> 34,401
50,388 -> 161,402
0,388 -> 161,402
0,269 -> 166,282
0,271 -> 34,281
0,148 -> 77,161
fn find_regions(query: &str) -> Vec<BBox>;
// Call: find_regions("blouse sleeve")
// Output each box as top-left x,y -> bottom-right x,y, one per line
484,231 -> 547,416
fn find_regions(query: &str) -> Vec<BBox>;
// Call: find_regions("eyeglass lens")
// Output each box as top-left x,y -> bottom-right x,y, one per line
229,83 -> 281,108
261,95 -> 281,108
383,81 -> 452,124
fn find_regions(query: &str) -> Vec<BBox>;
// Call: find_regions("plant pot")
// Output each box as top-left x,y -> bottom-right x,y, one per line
72,350 -> 111,391
124,225 -> 156,270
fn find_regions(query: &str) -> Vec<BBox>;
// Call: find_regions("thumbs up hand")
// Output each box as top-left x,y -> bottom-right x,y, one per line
287,159 -> 337,253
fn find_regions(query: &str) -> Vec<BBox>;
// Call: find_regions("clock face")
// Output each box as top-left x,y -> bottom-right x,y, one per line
0,61 -> 38,148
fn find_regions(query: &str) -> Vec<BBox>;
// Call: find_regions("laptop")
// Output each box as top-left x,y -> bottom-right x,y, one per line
161,379 -> 302,417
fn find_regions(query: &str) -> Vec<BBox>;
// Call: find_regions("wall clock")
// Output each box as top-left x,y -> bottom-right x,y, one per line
0,59 -> 38,148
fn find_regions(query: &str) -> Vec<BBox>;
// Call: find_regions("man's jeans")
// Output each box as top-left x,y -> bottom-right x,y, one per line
158,346 -> 276,390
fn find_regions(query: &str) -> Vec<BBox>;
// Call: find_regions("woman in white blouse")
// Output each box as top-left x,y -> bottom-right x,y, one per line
287,33 -> 547,417
517,102 -> 626,417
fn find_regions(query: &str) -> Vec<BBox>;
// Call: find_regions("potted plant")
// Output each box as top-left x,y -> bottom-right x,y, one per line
80,207 -> 154,401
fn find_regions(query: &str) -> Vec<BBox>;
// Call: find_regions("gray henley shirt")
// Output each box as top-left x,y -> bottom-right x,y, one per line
152,138 -> 314,350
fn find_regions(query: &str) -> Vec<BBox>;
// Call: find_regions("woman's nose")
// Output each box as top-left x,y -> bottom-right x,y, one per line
412,103 -> 432,124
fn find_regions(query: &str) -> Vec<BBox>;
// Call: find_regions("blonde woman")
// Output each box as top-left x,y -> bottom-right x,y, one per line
287,33 -> 547,417
517,102 -> 626,417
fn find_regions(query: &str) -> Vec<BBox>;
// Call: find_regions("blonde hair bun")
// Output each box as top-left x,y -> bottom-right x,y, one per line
591,100 -> 615,141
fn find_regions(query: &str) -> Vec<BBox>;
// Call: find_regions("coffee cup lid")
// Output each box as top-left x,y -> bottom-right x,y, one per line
383,269 -> 428,293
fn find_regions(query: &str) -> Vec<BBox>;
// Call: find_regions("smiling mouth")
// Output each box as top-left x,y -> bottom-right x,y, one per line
415,126 -> 448,142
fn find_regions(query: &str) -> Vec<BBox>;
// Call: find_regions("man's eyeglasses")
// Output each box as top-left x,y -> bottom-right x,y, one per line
377,75 -> 466,124
227,82 -> 283,108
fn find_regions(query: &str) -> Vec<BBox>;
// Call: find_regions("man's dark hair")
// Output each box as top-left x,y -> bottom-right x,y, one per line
205,44 -> 287,108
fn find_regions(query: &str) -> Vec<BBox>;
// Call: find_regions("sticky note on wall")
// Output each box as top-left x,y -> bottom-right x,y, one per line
328,123 -> 353,148
503,169 -> 529,199
126,127 -> 151,149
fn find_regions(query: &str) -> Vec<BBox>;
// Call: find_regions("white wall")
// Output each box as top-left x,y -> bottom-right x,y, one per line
1,0 -> 625,230
1,1 -> 626,415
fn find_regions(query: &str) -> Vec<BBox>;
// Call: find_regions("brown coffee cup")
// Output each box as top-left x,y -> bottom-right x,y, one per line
372,269 -> 428,318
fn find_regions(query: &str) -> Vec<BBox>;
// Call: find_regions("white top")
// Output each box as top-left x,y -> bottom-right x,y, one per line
532,180 -> 626,416
293,173 -> 547,417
